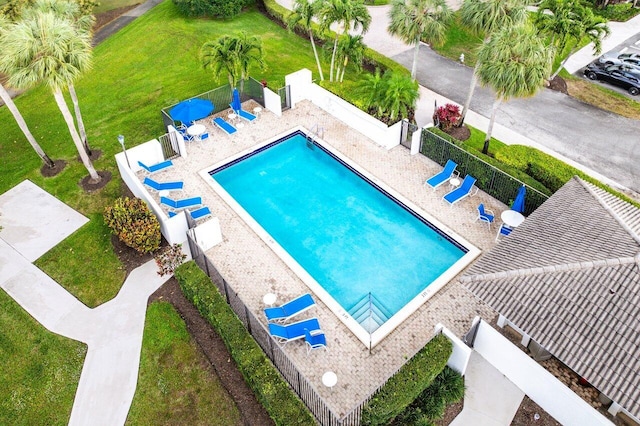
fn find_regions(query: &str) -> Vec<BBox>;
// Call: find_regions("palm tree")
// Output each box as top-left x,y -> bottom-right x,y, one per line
318,0 -> 370,82
0,12 -> 101,182
287,0 -> 324,81
234,31 -> 265,90
202,35 -> 241,87
357,70 -> 419,122
458,0 -> 528,125
25,0 -> 97,156
387,0 -> 452,79
0,14 -> 55,168
535,0 -> 609,80
335,34 -> 365,82
382,72 -> 419,121
476,23 -> 552,154
357,68 -> 386,117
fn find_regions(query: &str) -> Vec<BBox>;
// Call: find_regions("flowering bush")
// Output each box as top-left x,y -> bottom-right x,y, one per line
104,197 -> 160,253
433,104 -> 461,131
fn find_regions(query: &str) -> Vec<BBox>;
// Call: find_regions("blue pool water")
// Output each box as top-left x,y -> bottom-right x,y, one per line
210,131 -> 466,321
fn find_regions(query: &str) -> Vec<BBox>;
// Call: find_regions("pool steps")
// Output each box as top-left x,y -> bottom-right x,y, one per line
348,293 -> 393,333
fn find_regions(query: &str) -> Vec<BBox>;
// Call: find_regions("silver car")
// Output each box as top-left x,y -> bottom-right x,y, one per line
598,51 -> 640,72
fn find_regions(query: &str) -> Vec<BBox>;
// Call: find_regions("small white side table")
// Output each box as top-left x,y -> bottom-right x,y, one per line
322,371 -> 337,391
449,177 -> 461,189
263,293 -> 277,307
158,190 -> 170,198
228,113 -> 237,123
253,106 -> 262,117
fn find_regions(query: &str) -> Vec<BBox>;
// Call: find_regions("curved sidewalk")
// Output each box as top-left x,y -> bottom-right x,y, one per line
0,181 -> 170,425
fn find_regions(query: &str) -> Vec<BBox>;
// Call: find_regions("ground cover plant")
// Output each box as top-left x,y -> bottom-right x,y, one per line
126,301 -> 243,425
0,291 -> 87,425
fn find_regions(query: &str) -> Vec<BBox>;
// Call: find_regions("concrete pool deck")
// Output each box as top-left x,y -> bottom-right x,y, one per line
143,100 -> 500,416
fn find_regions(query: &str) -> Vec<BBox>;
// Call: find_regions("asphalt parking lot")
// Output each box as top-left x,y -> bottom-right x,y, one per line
576,33 -> 640,100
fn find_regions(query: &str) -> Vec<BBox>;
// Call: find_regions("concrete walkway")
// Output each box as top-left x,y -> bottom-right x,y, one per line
0,181 -> 170,425
449,352 -> 525,426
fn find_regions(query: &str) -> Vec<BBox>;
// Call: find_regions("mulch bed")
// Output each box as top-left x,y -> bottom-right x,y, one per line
112,235 -> 273,426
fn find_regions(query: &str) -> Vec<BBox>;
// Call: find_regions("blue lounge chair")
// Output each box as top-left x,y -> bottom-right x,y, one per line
268,318 -> 321,345
425,160 -> 458,190
475,203 -> 495,228
138,160 -> 174,174
264,293 -> 316,323
189,206 -> 211,220
160,196 -> 202,210
443,175 -> 477,206
143,177 -> 184,192
230,103 -> 257,122
304,328 -> 327,354
212,117 -> 237,135
495,224 -> 513,242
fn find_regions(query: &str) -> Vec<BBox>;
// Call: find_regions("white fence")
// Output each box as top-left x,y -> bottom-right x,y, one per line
437,318 -> 613,425
115,140 -> 190,248
285,68 -> 403,150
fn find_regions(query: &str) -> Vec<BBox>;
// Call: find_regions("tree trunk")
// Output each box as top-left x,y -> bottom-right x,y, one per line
53,89 -> 101,183
411,40 -> 420,79
0,83 -> 55,167
330,35 -> 339,82
459,62 -> 480,126
309,30 -> 324,81
340,57 -> 348,82
550,48 -> 576,80
68,84 -> 91,156
482,97 -> 502,155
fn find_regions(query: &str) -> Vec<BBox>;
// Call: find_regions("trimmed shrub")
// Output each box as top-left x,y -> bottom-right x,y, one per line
103,197 -> 160,253
174,262 -> 315,426
392,366 -> 465,425
361,333 -> 453,426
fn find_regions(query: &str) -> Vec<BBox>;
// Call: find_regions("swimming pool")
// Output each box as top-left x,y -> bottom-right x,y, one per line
202,127 -> 479,347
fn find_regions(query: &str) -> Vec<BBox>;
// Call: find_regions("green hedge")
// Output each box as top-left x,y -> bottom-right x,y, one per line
361,333 -> 453,426
174,261 -> 315,426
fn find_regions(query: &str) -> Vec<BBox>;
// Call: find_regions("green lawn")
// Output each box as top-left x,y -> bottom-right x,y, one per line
0,291 -> 87,425
94,0 -> 144,14
127,302 -> 243,425
0,1 -> 348,422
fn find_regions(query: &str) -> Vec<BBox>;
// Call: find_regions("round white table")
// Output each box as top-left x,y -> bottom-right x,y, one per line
449,177 -> 461,189
228,113 -> 237,123
253,106 -> 262,117
187,124 -> 206,140
263,293 -> 277,307
322,371 -> 337,391
501,210 -> 525,228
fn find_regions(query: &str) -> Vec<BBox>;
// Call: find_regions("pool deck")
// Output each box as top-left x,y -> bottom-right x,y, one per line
144,101 -> 499,417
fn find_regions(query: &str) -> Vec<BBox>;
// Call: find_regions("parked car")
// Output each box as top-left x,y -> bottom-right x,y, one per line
598,51 -> 640,72
584,63 -> 640,96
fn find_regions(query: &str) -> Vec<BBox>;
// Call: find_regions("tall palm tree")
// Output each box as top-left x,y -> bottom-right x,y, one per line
0,12 -> 101,182
476,23 -> 552,154
287,0 -> 324,81
458,0 -> 528,125
318,0 -> 370,82
25,0 -> 96,155
535,0 -> 609,80
201,35 -> 241,87
335,34 -> 365,82
0,14 -> 55,168
388,0 -> 452,79
234,31 -> 265,90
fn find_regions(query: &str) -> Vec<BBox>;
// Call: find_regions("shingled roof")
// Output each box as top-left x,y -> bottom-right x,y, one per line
462,177 -> 640,418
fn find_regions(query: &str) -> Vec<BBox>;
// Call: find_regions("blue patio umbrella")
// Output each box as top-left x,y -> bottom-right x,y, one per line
231,88 -> 242,112
511,185 -> 526,213
169,98 -> 214,125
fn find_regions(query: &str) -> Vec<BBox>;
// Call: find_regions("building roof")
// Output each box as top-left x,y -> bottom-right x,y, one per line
462,177 -> 640,418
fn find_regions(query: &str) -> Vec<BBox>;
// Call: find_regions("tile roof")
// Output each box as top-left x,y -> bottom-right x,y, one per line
462,177 -> 640,418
